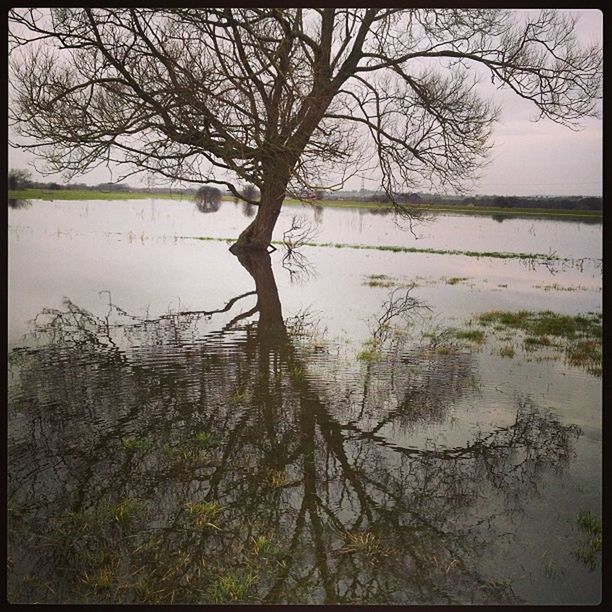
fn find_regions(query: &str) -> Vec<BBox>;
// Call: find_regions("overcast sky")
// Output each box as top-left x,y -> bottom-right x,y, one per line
470,9 -> 602,197
8,9 -> 603,198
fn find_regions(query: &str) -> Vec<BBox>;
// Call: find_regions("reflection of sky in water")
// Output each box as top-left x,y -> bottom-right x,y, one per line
8,201 -> 602,347
8,198 -> 602,259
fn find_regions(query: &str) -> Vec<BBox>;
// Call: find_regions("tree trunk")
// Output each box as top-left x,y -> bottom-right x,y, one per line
229,90 -> 335,254
229,192 -> 283,253
230,166 -> 289,254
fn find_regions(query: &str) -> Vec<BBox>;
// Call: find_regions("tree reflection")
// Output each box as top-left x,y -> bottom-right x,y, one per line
8,198 -> 32,209
242,201 -> 256,217
8,254 -> 580,604
194,185 -> 222,213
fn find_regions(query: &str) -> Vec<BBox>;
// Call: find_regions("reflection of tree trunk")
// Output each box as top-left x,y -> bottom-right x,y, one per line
234,251 -> 287,344
300,391 -> 337,603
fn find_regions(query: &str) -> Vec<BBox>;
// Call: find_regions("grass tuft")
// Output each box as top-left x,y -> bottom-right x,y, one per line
574,511 -> 602,569
209,571 -> 258,603
363,274 -> 395,288
184,501 -> 222,528
339,531 -> 392,564
446,276 -> 469,285
454,329 -> 485,343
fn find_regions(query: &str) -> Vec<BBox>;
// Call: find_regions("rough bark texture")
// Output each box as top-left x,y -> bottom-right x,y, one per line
230,165 -> 290,253
229,193 -> 284,253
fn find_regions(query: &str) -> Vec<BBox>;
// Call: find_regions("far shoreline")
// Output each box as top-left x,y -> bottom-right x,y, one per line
8,188 -> 602,222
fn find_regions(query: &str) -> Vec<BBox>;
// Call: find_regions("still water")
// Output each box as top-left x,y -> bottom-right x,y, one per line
8,199 -> 602,604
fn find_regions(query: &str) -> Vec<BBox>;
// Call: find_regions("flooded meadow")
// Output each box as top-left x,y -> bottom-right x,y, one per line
7,198 -> 602,604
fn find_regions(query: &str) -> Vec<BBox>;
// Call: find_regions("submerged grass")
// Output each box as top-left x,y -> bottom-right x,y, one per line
523,335 -> 554,350
476,310 -> 601,375
121,436 -> 153,453
498,345 -> 515,359
251,535 -> 282,559
338,531 -> 393,564
574,511 -> 602,569
357,339 -> 382,362
566,340 -> 602,376
446,276 -> 470,285
187,235 -> 598,266
453,329 -> 486,343
209,571 -> 258,603
194,431 -> 213,445
477,310 -> 601,340
534,283 -> 590,292
66,497 -> 146,532
363,273 -> 395,288
184,501 -> 222,528
309,242 -> 570,261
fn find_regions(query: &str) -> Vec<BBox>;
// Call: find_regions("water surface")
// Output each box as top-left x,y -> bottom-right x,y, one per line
8,199 -> 601,604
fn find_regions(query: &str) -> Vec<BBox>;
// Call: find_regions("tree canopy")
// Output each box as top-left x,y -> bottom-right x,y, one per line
9,8 -> 602,251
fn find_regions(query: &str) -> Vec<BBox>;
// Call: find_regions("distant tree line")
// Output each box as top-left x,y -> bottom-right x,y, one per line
360,191 -> 602,211
8,168 -> 199,196
9,168 -> 600,211
460,194 -> 602,211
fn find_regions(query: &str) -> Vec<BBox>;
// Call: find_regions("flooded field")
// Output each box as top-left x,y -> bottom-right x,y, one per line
8,198 -> 602,604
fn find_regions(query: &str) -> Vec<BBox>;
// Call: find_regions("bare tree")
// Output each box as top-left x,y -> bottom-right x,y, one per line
281,215 -> 319,255
9,9 -> 601,252
8,168 -> 32,190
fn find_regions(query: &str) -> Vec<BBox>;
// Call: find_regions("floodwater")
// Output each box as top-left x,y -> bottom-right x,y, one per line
8,198 -> 602,604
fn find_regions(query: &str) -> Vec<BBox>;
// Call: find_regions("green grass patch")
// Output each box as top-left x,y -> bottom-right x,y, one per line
575,511 -> 602,569
9,188 -> 190,201
454,329 -> 485,343
476,310 -> 601,375
282,198 -> 602,220
184,501 -> 222,528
